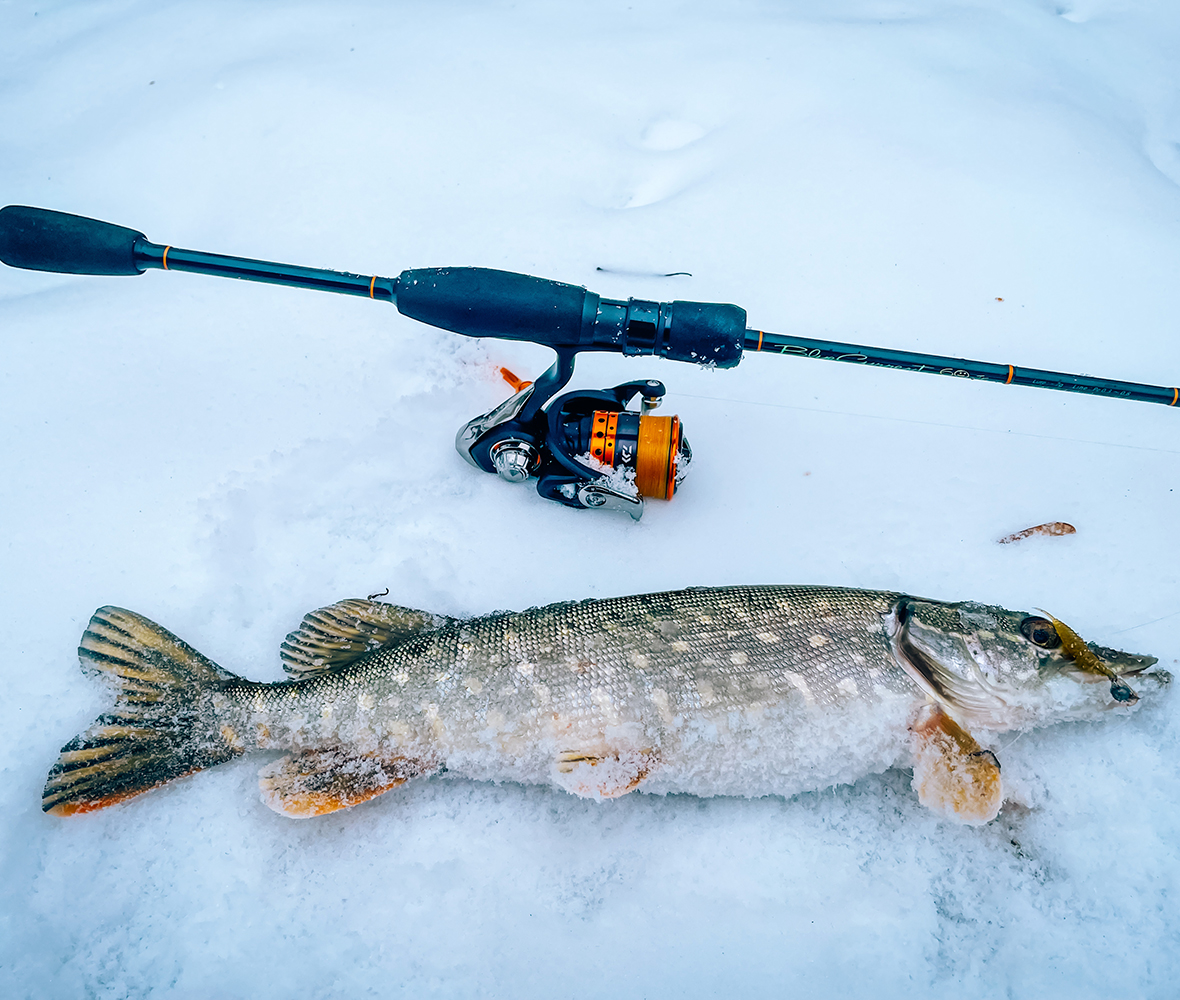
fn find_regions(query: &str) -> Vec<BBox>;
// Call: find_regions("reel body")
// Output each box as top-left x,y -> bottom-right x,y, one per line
456,356 -> 690,519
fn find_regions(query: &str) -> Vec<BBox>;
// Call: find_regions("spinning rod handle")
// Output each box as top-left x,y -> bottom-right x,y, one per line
0,204 -> 144,275
0,205 -> 747,367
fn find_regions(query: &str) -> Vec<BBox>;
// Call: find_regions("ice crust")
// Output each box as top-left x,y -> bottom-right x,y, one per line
2,0 -> 1180,997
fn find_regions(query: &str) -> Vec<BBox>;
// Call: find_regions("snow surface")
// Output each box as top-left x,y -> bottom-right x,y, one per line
2,0 -> 1179,996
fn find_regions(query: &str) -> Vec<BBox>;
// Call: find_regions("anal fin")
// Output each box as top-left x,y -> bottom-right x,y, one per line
554,748 -> 656,799
258,748 -> 437,818
910,703 -> 1002,825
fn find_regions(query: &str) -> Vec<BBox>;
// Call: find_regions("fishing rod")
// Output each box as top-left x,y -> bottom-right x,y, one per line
2,205 -> 1175,518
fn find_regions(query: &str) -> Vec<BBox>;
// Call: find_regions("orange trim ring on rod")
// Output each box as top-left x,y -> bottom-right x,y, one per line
1172,388 -> 1178,406
1006,364 -> 1014,384
368,275 -> 376,298
756,330 -> 764,351
161,246 -> 171,270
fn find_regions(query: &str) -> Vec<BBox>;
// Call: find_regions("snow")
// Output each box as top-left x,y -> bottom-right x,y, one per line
2,0 -> 1179,995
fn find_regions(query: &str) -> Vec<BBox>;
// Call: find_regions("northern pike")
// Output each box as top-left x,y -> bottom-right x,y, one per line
43,586 -> 1167,825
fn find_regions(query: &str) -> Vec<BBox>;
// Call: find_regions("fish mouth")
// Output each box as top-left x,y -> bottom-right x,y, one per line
888,598 -> 1009,723
1084,644 -> 1159,677
1061,644 -> 1170,698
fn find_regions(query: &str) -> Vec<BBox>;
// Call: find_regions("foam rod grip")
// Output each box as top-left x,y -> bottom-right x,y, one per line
396,267 -> 589,345
0,205 -> 145,275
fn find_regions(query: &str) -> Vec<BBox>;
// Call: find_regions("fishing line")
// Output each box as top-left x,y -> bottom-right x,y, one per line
673,391 -> 1180,457
1111,609 -> 1180,634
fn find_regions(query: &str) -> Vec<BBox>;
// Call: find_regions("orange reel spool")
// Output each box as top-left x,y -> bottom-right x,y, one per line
589,410 -> 683,500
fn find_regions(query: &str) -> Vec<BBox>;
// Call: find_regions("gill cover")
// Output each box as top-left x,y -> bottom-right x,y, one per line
890,597 -> 1014,725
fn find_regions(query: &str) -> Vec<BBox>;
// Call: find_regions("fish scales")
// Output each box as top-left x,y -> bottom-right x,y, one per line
41,585 -> 1166,823
212,586 -> 917,798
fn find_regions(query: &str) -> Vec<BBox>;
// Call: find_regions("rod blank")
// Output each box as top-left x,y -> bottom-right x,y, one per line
745,330 -> 1178,407
1,204 -> 1174,409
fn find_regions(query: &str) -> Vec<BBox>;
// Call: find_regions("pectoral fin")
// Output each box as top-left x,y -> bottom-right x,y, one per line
910,704 -> 1002,825
258,748 -> 438,818
554,748 -> 656,799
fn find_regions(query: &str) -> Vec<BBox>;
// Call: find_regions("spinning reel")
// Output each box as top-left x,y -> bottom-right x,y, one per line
457,358 -> 690,520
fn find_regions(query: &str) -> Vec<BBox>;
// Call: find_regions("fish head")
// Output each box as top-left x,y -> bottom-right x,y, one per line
890,597 -> 1170,730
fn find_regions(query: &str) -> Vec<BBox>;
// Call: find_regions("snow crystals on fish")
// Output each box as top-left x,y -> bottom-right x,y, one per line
43,586 -> 1167,824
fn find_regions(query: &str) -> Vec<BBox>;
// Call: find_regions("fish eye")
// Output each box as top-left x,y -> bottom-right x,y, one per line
1020,616 -> 1061,648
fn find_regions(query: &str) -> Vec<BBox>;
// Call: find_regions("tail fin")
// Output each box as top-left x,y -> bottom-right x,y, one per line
43,606 -> 245,816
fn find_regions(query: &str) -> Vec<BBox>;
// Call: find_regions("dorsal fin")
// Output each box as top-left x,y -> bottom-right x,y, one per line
279,599 -> 453,680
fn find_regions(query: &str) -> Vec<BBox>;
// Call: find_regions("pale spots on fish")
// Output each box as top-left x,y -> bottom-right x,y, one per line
422,703 -> 444,736
696,679 -> 717,706
650,687 -> 674,725
46,585 -> 1162,825
783,671 -> 816,706
590,687 -> 618,722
